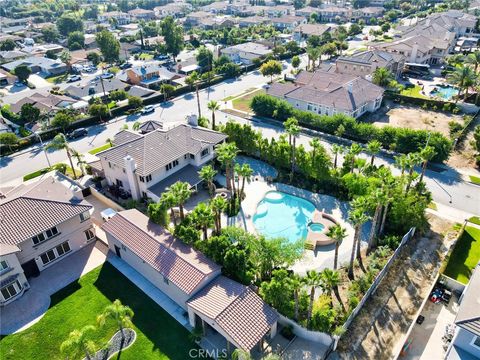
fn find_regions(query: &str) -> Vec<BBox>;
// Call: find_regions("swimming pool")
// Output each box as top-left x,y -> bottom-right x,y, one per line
430,85 -> 459,100
252,191 -> 315,243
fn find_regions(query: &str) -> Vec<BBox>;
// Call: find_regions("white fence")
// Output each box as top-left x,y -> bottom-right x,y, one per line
277,314 -> 333,346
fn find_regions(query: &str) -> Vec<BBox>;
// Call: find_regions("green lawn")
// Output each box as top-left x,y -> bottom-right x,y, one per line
138,53 -> 154,60
444,226 -> 480,284
400,85 -> 429,99
89,143 -> 112,155
469,175 -> 480,185
232,89 -> 265,112
469,216 -> 480,226
46,74 -> 69,84
0,263 -> 197,360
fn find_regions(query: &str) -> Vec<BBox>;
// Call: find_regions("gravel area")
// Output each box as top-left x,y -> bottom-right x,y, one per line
90,328 -> 136,360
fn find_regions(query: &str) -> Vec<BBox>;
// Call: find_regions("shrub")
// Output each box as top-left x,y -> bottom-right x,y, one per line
280,325 -> 295,340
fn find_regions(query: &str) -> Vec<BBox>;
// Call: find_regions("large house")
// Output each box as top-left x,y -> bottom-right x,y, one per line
97,11 -> 131,25
446,263 -> 480,360
0,174 -> 95,306
96,124 -> 227,201
335,50 -> 405,79
121,63 -> 178,88
2,56 -> 67,76
9,91 -> 76,113
272,15 -> 307,31
267,70 -> 384,119
221,42 -> 272,65
293,24 -> 335,43
102,209 -> 278,355
128,8 -> 156,21
153,2 -> 192,18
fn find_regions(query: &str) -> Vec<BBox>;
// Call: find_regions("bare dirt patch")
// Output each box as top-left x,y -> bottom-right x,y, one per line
336,215 -> 459,360
447,116 -> 480,170
367,101 -> 464,138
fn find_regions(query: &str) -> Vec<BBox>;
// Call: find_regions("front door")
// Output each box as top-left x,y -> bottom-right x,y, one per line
114,245 -> 122,258
22,259 -> 40,278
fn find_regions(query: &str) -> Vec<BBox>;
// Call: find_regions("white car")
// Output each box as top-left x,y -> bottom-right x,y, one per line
141,105 -> 155,115
100,208 -> 117,221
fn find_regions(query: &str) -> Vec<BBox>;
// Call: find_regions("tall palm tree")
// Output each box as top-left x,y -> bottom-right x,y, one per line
216,142 -> 238,192
186,71 -> 202,118
466,51 -> 480,73
348,143 -> 362,173
366,140 -> 381,166
210,195 -> 227,234
60,325 -> 97,360
394,153 -> 408,175
309,138 -> 321,168
305,270 -> 321,326
46,133 -> 77,179
448,66 -> 477,101
348,206 -> 369,279
326,224 -> 347,270
291,274 -> 302,322
159,191 -> 178,226
236,163 -> 253,200
198,165 -> 217,197
192,202 -> 214,240
332,144 -> 343,169
207,100 -> 220,130
306,46 -> 321,70
405,152 -> 421,193
285,117 -> 300,176
168,181 -> 192,221
59,49 -> 72,72
418,145 -> 436,184
367,188 -> 387,254
97,299 -> 134,340
71,149 -> 86,177
320,268 -> 344,311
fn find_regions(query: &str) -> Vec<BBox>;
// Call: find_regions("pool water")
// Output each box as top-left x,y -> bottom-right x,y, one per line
309,223 -> 325,233
430,85 -> 459,100
253,191 -> 315,243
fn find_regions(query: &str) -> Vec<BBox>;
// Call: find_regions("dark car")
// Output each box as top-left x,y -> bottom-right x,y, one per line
120,62 -> 132,69
67,128 -> 88,139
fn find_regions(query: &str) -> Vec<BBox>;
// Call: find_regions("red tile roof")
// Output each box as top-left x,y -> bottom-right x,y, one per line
101,209 -> 220,295
187,276 -> 278,351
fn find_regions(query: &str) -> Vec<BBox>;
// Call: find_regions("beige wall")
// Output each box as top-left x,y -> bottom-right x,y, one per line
0,252 -> 29,305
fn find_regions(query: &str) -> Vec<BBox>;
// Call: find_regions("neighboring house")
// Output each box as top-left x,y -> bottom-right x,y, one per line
272,15 -> 307,30
198,17 -> 236,30
262,5 -> 293,18
96,124 -> 227,201
267,70 -> 384,118
201,1 -> 229,14
122,63 -> 178,88
411,10 -> 478,38
0,50 -> 27,64
185,11 -> 211,26
446,263 -> 480,360
64,78 -> 129,101
1,56 -> 67,76
102,209 -> 278,356
9,91 -> 76,113
335,50 -> 405,79
317,6 -> 350,22
0,174 -> 95,306
221,42 -> 272,65
295,6 -> 319,18
350,6 -> 384,21
20,43 -> 64,56
154,2 -> 192,18
238,16 -> 270,28
0,69 -> 16,87
70,48 -> 101,65
128,8 -> 156,21
98,11 -> 131,25
293,24 -> 334,43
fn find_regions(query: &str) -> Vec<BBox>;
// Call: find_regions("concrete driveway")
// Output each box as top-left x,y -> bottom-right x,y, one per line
29,74 -> 52,89
0,241 -> 107,335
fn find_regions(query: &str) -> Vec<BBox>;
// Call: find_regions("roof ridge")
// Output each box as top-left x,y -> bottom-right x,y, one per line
213,283 -> 249,320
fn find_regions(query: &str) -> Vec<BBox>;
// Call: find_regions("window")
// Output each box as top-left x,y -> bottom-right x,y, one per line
146,174 -> 152,182
1,280 -> 21,301
55,242 -> 71,256
85,228 -> 95,242
190,154 -> 195,159
201,148 -> 209,157
32,226 -> 59,245
184,154 -> 187,159
139,176 -> 145,182
80,211 -> 90,222
142,191 -> 147,199
40,241 -> 70,265
40,250 -> 56,265
166,163 -> 172,171
108,162 -> 112,168
0,260 -> 8,272
116,179 -> 123,187
173,160 -> 179,167
472,336 -> 480,349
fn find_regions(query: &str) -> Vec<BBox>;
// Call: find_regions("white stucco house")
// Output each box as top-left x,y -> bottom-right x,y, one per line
220,42 -> 272,65
0,173 -> 95,306
96,124 -> 227,202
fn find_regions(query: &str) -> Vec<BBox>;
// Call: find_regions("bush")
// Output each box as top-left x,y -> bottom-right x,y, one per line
250,94 -> 452,162
280,325 -> 295,340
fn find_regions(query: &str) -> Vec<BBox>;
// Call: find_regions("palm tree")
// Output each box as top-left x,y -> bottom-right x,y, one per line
216,142 -> 238,192
186,71 -> 202,118
348,206 -> 369,279
232,349 -> 252,360
291,274 -> 302,322
332,144 -> 343,169
372,67 -> 393,87
235,163 -> 253,199
367,188 -> 387,254
207,100 -> 220,130
466,51 -> 480,73
320,268 -> 344,311
326,224 -> 347,270
168,181 -> 192,221
71,149 -> 86,177
60,325 -> 97,360
395,154 -> 408,175
405,152 -> 421,193
210,196 -> 227,234
348,143 -> 362,173
377,172 -> 396,236
418,145 -> 436,184
285,117 -> 300,176
59,50 -> 72,72
448,66 -> 477,101
305,270 -> 321,326
192,202 -> 214,240
366,140 -> 381,166
198,165 -> 217,197
309,138 -> 321,168
159,191 -> 178,226
46,133 -> 77,179
97,299 -> 134,341
306,46 -> 321,70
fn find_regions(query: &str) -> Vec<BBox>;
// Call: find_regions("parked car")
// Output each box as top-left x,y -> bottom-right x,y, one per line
101,208 -> 117,221
101,72 -> 114,79
141,105 -> 155,115
67,128 -> 88,139
67,75 -> 82,83
155,54 -> 169,61
83,65 -> 97,73
120,62 -> 132,69
13,80 -> 24,87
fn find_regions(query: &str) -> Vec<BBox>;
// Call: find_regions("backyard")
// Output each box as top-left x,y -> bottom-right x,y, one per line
0,263 -> 197,360
444,225 -> 480,284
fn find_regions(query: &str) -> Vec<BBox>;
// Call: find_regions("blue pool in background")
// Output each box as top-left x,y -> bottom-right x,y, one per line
253,191 -> 316,243
430,85 -> 459,100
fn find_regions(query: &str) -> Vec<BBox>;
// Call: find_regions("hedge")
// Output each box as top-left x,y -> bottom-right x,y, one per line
250,94 -> 452,163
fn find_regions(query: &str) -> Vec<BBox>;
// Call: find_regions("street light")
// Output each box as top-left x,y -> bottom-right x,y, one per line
34,132 -> 52,168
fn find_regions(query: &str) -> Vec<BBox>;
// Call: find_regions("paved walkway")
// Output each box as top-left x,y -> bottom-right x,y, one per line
107,254 -> 190,329
0,241 -> 107,335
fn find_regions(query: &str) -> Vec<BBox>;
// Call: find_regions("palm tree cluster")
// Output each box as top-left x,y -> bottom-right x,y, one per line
60,299 -> 134,360
445,51 -> 480,103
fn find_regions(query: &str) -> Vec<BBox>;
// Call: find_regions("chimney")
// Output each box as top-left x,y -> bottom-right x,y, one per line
186,113 -> 198,127
124,155 -> 141,200
411,42 -> 419,62
347,81 -> 353,94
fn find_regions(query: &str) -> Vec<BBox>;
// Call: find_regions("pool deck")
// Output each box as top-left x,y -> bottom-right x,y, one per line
305,211 -> 338,248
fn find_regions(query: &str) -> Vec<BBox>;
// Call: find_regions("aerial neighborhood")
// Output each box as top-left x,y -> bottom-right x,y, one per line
1,0 -> 480,359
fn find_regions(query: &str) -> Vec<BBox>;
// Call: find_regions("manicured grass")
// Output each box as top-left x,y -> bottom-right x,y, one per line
23,165 -> 78,181
469,216 -> 480,226
444,226 -> 480,284
89,143 -> 112,155
469,175 -> 480,185
232,89 -> 265,112
427,202 -> 438,211
46,74 -> 69,84
0,263 -> 197,360
400,85 -> 429,99
138,53 -> 154,60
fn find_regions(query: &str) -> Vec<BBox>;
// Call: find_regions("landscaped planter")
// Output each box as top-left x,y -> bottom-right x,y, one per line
88,328 -> 136,360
